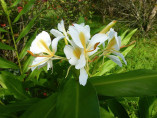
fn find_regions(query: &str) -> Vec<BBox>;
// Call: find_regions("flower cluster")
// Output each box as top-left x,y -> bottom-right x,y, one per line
28,20 -> 127,86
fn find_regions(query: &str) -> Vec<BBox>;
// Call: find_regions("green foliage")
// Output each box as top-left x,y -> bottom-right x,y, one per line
0,42 -> 14,50
0,57 -> 18,69
56,79 -> 100,118
90,70 -> 157,97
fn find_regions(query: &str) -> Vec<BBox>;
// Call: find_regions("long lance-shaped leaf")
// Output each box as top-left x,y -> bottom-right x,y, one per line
56,79 -> 100,118
0,42 -> 14,50
22,56 -> 34,73
90,69 -> 157,97
16,15 -> 38,43
10,0 -> 21,7
0,98 -> 40,115
138,97 -> 156,118
121,29 -> 137,45
0,71 -> 29,99
106,99 -> 129,118
20,94 -> 57,118
0,27 -> 7,32
19,31 -> 37,59
0,57 -> 18,69
93,44 -> 135,76
120,30 -> 128,40
100,107 -> 114,118
13,0 -> 36,23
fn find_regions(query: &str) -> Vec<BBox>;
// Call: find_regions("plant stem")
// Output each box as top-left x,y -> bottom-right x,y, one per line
7,16 -> 22,74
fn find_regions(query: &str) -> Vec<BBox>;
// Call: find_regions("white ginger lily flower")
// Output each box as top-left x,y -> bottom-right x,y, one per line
104,28 -> 127,67
50,20 -> 69,45
64,23 -> 108,86
28,31 -> 63,71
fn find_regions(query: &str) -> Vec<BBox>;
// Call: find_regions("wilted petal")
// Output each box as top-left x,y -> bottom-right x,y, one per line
64,45 -> 78,65
30,31 -> 51,54
50,29 -> 64,37
107,55 -> 122,67
52,36 -> 64,53
75,53 -> 86,69
79,68 -> 88,86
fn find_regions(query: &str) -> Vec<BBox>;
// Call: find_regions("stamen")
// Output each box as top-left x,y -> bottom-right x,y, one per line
88,42 -> 100,52
27,50 -> 54,57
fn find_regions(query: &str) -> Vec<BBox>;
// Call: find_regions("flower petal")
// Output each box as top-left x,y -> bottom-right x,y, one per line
75,52 -> 86,69
47,60 -> 53,71
30,57 -> 49,71
88,47 -> 99,56
58,19 -> 65,32
107,55 -> 122,67
50,29 -> 63,37
87,33 -> 108,50
64,45 -> 78,65
52,36 -> 64,53
112,51 -> 127,65
79,68 -> 88,86
30,31 -> 51,54
69,26 -> 84,48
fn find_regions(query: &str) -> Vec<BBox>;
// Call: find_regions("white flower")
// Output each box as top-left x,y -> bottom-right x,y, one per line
28,31 -> 63,71
50,20 -> 69,44
104,28 -> 127,67
64,23 -> 108,86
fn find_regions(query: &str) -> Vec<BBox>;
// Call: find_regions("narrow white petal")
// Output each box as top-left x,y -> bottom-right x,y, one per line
30,31 -> 51,54
87,33 -> 108,50
64,45 -> 78,65
58,20 -> 65,32
50,29 -> 64,37
52,36 -> 64,53
113,51 -> 127,65
47,60 -> 53,71
75,53 -> 86,69
107,55 -> 122,67
79,68 -> 88,86
31,57 -> 49,71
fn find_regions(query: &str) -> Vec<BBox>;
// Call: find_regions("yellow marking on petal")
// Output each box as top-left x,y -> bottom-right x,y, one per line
37,39 -> 53,55
29,57 -> 50,68
73,48 -> 81,59
79,32 -> 86,49
107,37 -> 116,50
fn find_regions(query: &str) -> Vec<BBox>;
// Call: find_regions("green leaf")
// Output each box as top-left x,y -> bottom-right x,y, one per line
0,98 -> 40,115
106,99 -> 129,118
94,44 -> 135,76
0,0 -> 9,15
16,15 -> 38,43
121,29 -> 137,45
21,94 -> 57,118
0,88 -> 10,97
90,69 -> 157,97
100,107 -> 114,118
19,31 -> 37,59
0,27 -> 7,32
77,16 -> 85,24
13,0 -> 36,23
120,30 -> 128,40
11,0 -> 21,7
138,97 -> 156,118
0,57 -> 18,69
56,79 -> 100,118
0,71 -> 28,99
23,56 -> 34,73
0,42 -> 14,50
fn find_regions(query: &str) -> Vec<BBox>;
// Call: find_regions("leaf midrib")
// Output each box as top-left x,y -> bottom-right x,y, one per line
93,74 -> 157,86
